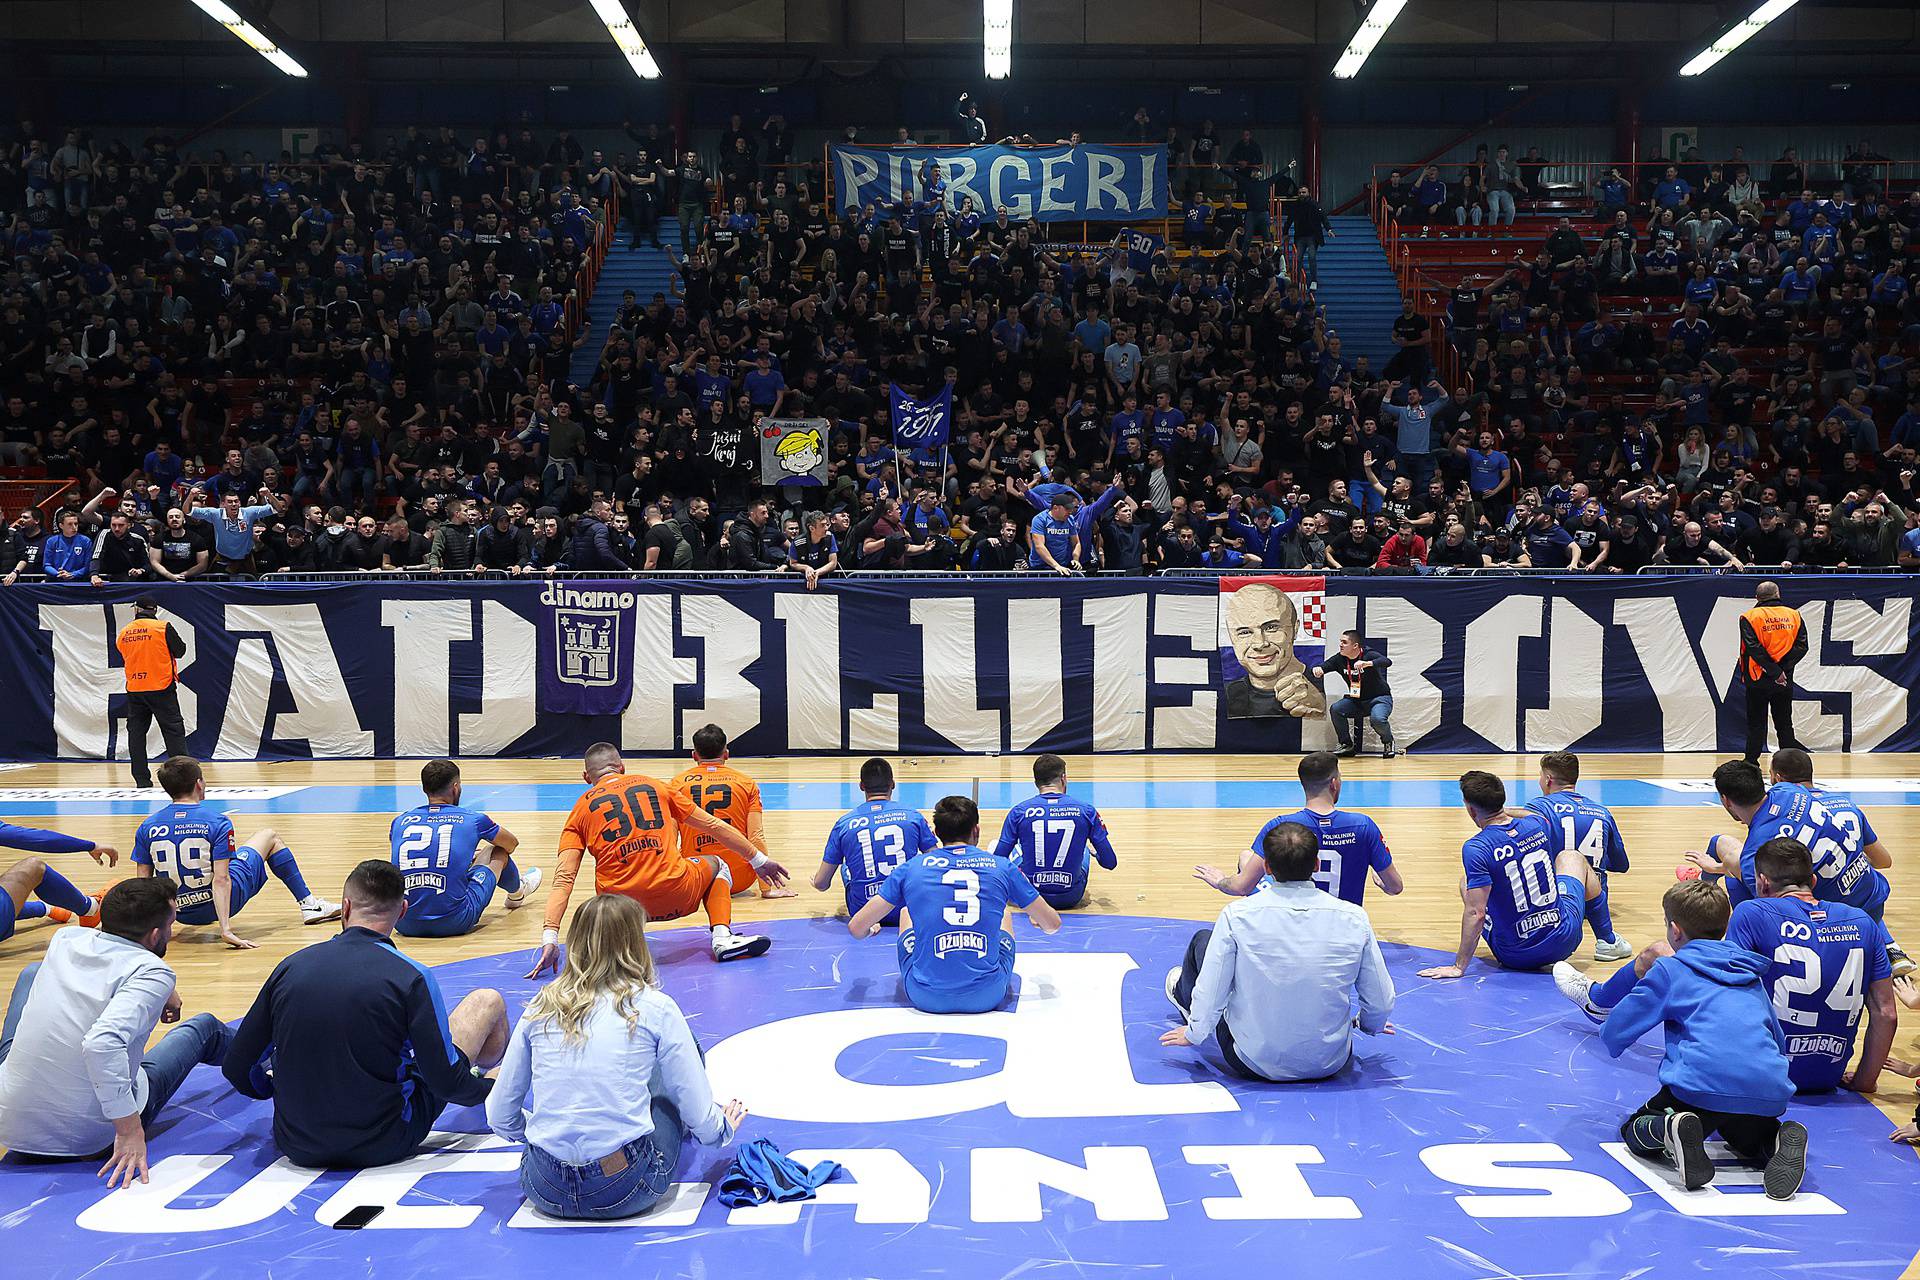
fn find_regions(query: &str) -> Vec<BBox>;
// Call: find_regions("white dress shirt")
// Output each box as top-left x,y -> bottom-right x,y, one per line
0,928 -> 174,1156
487,985 -> 731,1165
1187,878 -> 1395,1081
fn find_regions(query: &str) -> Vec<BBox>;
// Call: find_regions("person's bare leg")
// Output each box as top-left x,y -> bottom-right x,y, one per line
0,857 -> 45,913
447,988 -> 508,1070
1556,848 -> 1602,901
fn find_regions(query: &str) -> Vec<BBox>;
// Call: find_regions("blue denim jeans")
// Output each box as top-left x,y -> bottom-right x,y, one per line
520,1096 -> 685,1220
1331,695 -> 1395,750
0,963 -> 233,1133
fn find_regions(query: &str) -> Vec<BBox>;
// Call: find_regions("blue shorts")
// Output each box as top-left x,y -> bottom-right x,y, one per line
176,846 -> 268,927
898,928 -> 1017,1014
0,891 -> 15,942
398,865 -> 499,938
1489,874 -> 1586,970
846,882 -> 900,929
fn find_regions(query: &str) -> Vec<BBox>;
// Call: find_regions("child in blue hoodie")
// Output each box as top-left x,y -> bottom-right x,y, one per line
1600,877 -> 1805,1198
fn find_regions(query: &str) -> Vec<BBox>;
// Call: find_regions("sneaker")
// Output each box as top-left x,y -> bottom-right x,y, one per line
1337,745 -> 1359,758
1165,966 -> 1191,1019
712,930 -> 771,962
1764,1119 -> 1808,1201
1381,740 -> 1397,759
1888,943 -> 1916,979
505,866 -> 542,909
1552,961 -> 1608,1023
1665,1111 -> 1713,1190
1593,936 -> 1635,963
46,892 -> 107,928
299,896 -> 343,925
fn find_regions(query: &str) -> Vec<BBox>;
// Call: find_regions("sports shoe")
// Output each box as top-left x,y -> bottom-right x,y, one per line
505,866 -> 542,909
1337,745 -> 1359,759
1381,740 -> 1397,759
711,929 -> 771,962
299,896 -> 343,925
46,892 -> 106,928
1888,943 -> 1916,979
1764,1120 -> 1808,1200
1552,961 -> 1609,1022
1593,937 -> 1635,963
1165,966 -> 1191,1019
1665,1111 -> 1713,1190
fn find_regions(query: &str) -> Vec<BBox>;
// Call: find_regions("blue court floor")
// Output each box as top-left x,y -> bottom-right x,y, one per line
4,916 -> 1915,1280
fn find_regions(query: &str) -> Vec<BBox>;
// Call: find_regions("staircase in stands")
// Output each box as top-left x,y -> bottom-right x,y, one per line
1311,215 -> 1404,376
568,215 -> 682,386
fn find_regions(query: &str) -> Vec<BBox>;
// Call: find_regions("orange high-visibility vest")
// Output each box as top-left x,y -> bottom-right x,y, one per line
1741,604 -> 1801,682
116,617 -> 176,692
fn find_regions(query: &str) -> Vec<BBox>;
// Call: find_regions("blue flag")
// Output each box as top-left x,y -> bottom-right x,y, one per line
890,382 -> 952,448
534,581 -> 638,716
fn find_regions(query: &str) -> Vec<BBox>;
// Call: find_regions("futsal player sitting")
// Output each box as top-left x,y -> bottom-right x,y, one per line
1419,770 -> 1609,980
1555,836 -> 1898,1099
847,796 -> 1061,1014
812,758 -> 937,924
990,753 -> 1116,910
0,878 -> 232,1188
1525,751 -> 1634,961
1194,751 -> 1402,907
488,894 -> 747,1221
1768,748 -> 1911,976
1598,877 -> 1807,1199
132,757 -> 340,948
669,724 -> 796,900
390,759 -> 540,938
224,861 -> 508,1170
0,819 -> 120,935
1164,821 -> 1394,1082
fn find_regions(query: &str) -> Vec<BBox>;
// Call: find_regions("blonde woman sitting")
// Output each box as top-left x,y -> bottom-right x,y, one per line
487,894 -> 747,1219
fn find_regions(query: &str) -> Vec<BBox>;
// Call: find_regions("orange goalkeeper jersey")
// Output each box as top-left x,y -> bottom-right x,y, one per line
557,772 -> 697,902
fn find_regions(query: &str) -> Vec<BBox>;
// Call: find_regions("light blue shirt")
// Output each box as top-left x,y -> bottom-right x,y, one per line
1186,879 -> 1394,1081
190,504 -> 273,559
486,986 -> 732,1164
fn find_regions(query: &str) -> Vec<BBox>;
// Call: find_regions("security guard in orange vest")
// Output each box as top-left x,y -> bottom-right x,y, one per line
1736,580 -> 1808,765
116,597 -> 189,789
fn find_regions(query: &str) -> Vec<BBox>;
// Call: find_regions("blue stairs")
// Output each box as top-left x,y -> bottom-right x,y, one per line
569,215 -> 682,385
1312,216 -> 1403,375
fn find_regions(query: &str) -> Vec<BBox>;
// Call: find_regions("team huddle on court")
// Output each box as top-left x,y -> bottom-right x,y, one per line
0,736 -> 1910,1210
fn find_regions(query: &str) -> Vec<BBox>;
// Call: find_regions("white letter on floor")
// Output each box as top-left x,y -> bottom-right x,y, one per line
971,1146 -> 1167,1222
1421,1142 -> 1631,1218
1183,1145 -> 1359,1219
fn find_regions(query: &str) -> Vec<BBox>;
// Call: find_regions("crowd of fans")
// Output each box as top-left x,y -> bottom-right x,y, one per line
2,114 -> 1917,582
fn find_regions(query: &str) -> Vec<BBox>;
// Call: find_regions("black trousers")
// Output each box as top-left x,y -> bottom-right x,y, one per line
127,686 -> 188,787
1623,1085 -> 1780,1164
1175,928 -> 1262,1081
1743,675 -> 1801,763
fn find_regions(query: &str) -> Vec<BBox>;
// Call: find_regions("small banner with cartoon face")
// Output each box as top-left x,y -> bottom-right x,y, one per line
759,418 -> 831,487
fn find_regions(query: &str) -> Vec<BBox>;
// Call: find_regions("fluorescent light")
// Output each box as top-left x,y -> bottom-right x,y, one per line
189,0 -> 308,77
984,0 -> 1013,79
587,0 -> 662,79
1680,0 -> 1800,75
1331,0 -> 1408,79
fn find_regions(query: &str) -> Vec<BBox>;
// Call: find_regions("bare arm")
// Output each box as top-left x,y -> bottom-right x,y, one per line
1420,882 -> 1487,978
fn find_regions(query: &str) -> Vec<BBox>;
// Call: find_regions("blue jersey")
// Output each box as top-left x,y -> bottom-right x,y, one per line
1028,511 -> 1076,566
1742,782 -> 1889,915
1526,790 -> 1629,873
132,801 -> 239,917
1252,808 -> 1392,905
1726,895 -> 1892,1092
389,803 -> 501,925
879,845 -> 1038,998
1462,811 -> 1573,957
822,799 -> 937,915
993,791 -> 1115,901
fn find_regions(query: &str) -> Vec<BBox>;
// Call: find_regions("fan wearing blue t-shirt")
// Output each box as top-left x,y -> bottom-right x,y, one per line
1196,752 -> 1403,908
991,754 -> 1117,909
1525,751 -> 1632,962
811,757 -> 937,925
1420,770 -> 1607,980
849,795 -> 1061,1014
389,759 -> 539,938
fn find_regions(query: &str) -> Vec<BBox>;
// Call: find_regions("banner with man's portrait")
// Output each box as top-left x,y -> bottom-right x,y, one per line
1218,575 -> 1330,719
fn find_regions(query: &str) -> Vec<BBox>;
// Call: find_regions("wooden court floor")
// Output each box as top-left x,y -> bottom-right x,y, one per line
3,751 -> 1919,1160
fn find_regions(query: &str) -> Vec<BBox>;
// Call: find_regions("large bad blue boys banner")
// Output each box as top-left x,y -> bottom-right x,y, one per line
0,576 -> 1911,762
830,144 -> 1168,222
